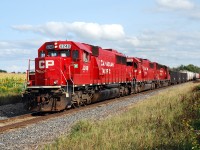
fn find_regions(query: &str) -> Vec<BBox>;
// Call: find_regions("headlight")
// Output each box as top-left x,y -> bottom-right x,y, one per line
54,80 -> 58,85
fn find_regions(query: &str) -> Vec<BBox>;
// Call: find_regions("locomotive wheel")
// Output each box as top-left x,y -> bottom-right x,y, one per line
151,83 -> 155,90
72,102 -> 80,108
117,92 -> 121,98
86,98 -> 92,105
72,99 -> 85,108
134,87 -> 138,93
125,87 -> 129,95
121,91 -> 125,97
137,86 -> 141,93
120,87 -> 125,97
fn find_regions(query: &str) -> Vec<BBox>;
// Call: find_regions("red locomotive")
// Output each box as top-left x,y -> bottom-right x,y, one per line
22,40 -> 171,112
126,57 -> 170,93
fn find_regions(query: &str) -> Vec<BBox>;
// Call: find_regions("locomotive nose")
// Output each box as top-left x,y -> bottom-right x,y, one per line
35,57 -> 64,86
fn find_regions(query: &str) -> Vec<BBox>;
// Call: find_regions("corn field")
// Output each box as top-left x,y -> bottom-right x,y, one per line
0,73 -> 26,95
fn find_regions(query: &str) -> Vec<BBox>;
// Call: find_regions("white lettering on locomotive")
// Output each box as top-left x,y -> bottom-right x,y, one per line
100,60 -> 114,67
59,44 -> 71,49
102,68 -> 111,74
82,65 -> 89,71
39,60 -> 54,69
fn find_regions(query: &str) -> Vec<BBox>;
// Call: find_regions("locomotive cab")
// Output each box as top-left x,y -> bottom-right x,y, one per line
126,57 -> 142,81
33,41 -> 93,86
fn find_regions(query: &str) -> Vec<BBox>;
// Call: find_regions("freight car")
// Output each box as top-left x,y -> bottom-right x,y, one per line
169,71 -> 187,84
22,40 -> 198,112
180,70 -> 194,81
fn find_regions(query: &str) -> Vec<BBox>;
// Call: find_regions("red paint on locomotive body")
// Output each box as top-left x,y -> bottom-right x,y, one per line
154,63 -> 170,80
28,41 -> 129,87
23,40 -> 172,112
37,41 -> 90,86
126,57 -> 142,81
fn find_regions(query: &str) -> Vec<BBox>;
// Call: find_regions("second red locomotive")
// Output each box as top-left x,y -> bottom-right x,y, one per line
22,40 -> 170,112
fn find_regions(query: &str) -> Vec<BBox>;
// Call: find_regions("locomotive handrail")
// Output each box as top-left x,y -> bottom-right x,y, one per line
27,59 -> 35,81
68,65 -> 74,94
60,69 -> 69,93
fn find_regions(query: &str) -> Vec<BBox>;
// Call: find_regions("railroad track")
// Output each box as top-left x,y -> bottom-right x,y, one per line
0,83 -> 187,134
0,113 -> 44,133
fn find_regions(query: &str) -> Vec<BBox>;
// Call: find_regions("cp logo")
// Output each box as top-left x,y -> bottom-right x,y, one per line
39,60 -> 54,69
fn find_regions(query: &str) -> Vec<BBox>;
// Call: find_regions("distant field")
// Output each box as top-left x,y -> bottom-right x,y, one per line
0,73 -> 26,105
0,73 -> 26,79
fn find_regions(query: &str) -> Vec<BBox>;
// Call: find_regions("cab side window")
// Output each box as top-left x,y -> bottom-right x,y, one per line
134,62 -> 138,69
127,62 -> 133,66
40,51 -> 45,57
83,51 -> 89,62
72,50 -> 79,60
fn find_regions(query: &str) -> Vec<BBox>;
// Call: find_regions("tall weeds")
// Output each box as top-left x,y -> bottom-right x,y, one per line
45,82 -> 200,150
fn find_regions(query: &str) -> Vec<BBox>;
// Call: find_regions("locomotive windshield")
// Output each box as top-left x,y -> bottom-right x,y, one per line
48,51 -> 58,57
39,50 -> 71,57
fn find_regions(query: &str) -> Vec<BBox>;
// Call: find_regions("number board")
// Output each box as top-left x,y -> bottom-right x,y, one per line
59,44 -> 71,49
46,45 -> 54,50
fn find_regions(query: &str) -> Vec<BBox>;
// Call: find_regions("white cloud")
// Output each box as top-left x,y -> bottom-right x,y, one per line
0,39 -> 47,72
108,29 -> 200,67
154,0 -> 200,20
1,21 -> 199,72
12,22 -> 125,41
0,40 -> 45,58
156,0 -> 194,10
188,11 -> 200,19
124,37 -> 141,47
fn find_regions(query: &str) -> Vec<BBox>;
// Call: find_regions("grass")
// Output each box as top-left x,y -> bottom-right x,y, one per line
0,73 -> 26,105
44,82 -> 200,150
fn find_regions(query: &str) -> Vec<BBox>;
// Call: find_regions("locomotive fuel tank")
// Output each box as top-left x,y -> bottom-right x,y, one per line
92,88 -> 120,102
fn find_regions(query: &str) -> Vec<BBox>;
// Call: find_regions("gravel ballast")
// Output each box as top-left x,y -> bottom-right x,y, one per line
0,86 -> 176,150
0,103 -> 30,120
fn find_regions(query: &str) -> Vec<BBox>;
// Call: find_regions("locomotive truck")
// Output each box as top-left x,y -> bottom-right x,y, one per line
22,40 -> 171,112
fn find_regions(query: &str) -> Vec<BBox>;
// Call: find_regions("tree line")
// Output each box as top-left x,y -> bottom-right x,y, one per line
171,64 -> 200,73
0,69 -> 7,73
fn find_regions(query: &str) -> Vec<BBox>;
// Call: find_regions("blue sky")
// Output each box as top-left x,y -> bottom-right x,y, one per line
1,0 -> 200,72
